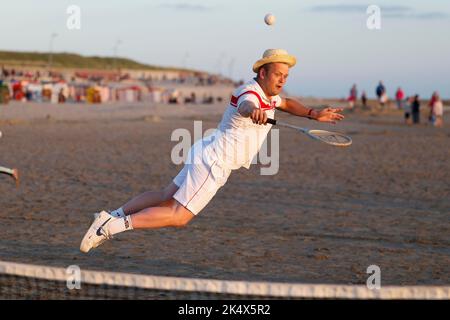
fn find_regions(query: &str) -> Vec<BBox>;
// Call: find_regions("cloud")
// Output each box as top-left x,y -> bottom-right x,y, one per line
158,3 -> 213,12
383,11 -> 448,20
309,4 -> 448,20
408,12 -> 447,20
310,4 -> 412,14
310,4 -> 366,13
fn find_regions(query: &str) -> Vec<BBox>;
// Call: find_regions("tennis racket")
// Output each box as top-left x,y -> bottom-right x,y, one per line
266,118 -> 352,147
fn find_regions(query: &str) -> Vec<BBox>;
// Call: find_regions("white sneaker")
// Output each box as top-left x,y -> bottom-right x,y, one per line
93,211 -> 120,219
80,210 -> 115,253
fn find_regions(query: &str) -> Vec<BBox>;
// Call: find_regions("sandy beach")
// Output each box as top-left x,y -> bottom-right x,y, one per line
0,100 -> 449,286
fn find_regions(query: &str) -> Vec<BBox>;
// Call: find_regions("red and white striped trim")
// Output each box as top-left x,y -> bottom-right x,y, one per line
230,90 -> 275,110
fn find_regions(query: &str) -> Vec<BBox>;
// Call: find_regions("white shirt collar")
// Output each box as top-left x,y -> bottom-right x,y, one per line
251,78 -> 272,102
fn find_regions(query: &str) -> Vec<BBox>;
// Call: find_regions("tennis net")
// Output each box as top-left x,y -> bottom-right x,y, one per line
0,260 -> 449,299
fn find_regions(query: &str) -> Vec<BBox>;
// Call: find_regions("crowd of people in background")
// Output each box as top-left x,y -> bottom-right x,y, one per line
347,82 -> 445,128
1,66 -> 446,129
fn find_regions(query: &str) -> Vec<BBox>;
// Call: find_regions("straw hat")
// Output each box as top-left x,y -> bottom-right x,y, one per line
252,49 -> 297,73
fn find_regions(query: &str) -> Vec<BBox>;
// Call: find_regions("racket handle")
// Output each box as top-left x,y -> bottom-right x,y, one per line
266,118 -> 277,125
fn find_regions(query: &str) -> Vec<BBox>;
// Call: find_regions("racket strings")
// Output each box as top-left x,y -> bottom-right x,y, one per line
309,131 -> 352,146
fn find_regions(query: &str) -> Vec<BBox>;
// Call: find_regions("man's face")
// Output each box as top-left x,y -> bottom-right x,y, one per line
260,63 -> 289,96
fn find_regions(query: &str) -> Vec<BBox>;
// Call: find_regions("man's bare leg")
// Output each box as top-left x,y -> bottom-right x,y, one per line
12,169 -> 19,187
80,199 -> 194,252
0,166 -> 19,187
119,182 -> 179,216
130,199 -> 194,229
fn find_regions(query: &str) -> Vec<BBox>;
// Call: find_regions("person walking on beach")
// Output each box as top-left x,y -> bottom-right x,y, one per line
428,92 -> 438,125
412,95 -> 421,124
432,92 -> 444,128
403,96 -> 413,125
348,84 -> 357,109
80,49 -> 346,253
376,81 -> 386,109
395,87 -> 405,110
361,91 -> 368,109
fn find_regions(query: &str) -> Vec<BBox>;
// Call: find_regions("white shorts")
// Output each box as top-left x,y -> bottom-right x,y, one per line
173,139 -> 231,215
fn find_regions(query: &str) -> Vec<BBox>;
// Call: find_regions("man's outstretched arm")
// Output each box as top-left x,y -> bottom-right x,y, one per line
277,97 -> 345,124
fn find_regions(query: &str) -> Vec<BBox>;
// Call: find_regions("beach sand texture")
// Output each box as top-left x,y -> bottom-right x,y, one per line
0,100 -> 449,286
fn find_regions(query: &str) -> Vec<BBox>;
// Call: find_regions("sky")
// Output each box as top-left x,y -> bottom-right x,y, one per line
1,0 -> 449,98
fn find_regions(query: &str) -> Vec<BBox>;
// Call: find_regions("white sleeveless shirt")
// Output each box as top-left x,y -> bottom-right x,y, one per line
208,79 -> 282,170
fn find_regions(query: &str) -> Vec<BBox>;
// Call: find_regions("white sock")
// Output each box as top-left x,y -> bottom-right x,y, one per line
110,207 -> 125,218
107,216 -> 133,236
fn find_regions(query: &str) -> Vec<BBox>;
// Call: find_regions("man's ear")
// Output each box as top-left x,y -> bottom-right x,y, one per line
259,67 -> 266,80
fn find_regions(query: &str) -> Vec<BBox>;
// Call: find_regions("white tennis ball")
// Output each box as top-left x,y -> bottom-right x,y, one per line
264,13 -> 276,26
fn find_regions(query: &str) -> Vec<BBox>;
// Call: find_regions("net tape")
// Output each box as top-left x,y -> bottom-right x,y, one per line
1,260 -> 449,299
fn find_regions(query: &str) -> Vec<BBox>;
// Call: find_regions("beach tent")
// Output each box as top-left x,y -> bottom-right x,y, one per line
25,83 -> 43,102
109,83 -> 143,103
144,87 -> 165,103
51,82 -> 69,104
11,81 -> 24,101
0,83 -> 10,104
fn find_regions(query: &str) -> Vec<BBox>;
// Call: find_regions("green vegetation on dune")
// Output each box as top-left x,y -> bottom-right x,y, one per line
0,50 -> 191,72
